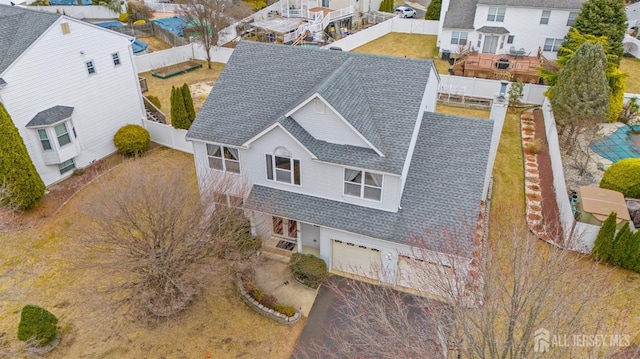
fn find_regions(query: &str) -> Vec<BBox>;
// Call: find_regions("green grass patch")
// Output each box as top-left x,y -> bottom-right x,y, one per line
621,57 -> 640,94
351,33 -> 450,74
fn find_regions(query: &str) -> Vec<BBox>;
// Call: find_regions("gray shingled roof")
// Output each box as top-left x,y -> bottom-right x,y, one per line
26,105 -> 74,127
0,78 -> 6,87
477,0 -> 585,9
443,0 -> 477,29
187,41 -> 434,174
476,26 -> 510,34
0,5 -> 60,74
247,113 -> 494,257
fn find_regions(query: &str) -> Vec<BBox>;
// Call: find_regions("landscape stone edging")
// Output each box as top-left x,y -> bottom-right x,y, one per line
236,275 -> 301,325
290,271 -> 322,291
521,110 -> 563,248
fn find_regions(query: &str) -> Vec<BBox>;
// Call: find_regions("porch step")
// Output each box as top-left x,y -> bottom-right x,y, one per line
259,249 -> 293,263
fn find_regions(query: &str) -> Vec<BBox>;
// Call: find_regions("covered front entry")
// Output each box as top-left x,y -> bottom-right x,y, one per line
331,239 -> 381,281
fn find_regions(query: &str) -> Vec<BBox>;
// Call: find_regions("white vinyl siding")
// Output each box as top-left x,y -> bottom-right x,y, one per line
290,99 -> 371,148
206,144 -> 240,173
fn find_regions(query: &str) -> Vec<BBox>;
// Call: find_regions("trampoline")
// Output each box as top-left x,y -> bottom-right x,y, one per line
590,125 -> 640,163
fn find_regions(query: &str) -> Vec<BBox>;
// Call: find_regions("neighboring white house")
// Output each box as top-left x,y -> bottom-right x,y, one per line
437,0 -> 586,59
187,41 -> 501,294
0,5 -> 146,186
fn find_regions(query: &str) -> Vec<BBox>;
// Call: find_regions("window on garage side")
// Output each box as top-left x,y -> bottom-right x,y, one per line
58,158 -> 76,175
344,168 -> 383,201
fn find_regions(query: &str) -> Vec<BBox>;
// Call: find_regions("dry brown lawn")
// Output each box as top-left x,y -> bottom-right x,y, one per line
0,147 -> 303,358
351,33 -> 450,74
139,60 -> 226,123
621,57 -> 640,94
136,36 -> 172,52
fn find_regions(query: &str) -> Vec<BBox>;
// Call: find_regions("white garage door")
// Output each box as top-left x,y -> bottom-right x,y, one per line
332,240 -> 381,281
397,256 -> 452,296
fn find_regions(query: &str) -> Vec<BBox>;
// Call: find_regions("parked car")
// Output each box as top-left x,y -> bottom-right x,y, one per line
394,6 -> 416,18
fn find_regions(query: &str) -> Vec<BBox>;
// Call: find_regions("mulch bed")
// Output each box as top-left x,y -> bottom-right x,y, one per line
533,109 -> 563,243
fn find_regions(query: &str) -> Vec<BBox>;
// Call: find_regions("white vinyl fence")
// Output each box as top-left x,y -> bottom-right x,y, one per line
541,98 -> 598,252
439,75 -> 548,105
144,119 -> 193,154
28,5 -> 118,19
324,17 -> 438,51
134,43 -> 233,72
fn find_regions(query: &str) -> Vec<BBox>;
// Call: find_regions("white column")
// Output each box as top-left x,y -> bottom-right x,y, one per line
296,221 -> 303,253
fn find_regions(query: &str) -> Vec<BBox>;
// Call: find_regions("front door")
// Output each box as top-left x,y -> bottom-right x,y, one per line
482,35 -> 499,54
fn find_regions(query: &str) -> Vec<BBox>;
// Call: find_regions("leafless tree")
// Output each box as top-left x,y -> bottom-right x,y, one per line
561,119 -> 604,178
78,167 -> 254,318
297,214 -> 634,359
179,0 -> 232,69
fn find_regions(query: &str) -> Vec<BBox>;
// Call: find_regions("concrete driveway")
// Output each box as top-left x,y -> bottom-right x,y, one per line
290,276 -> 450,358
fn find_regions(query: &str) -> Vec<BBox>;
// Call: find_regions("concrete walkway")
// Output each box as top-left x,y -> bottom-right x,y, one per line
254,252 -> 319,317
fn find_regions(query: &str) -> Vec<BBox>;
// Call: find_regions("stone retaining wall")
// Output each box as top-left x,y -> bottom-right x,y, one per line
236,276 -> 301,324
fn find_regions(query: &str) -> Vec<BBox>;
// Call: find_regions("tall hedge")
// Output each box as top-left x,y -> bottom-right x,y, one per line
600,158 -> 640,198
379,0 -> 393,13
592,211 -> 617,262
425,0 -> 441,20
611,224 -> 632,266
181,83 -> 195,128
0,103 -> 45,209
170,86 -> 189,130
17,305 -> 58,346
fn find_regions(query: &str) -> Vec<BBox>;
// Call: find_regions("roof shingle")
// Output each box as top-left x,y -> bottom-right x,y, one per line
0,5 -> 60,74
187,41 -> 434,174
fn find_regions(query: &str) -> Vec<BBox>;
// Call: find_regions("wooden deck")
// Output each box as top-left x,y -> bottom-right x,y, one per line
451,52 -> 551,84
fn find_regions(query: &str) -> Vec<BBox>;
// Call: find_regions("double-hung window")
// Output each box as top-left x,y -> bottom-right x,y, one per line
451,31 -> 468,45
540,10 -> 550,25
567,11 -> 578,26
543,38 -> 563,52
55,122 -> 71,147
487,7 -> 505,22
85,60 -> 96,75
37,129 -> 52,150
344,168 -> 383,201
112,52 -> 121,66
206,144 -> 240,173
266,154 -> 300,185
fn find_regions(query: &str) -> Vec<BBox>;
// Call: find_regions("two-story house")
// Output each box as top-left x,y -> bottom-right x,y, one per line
187,41 -> 498,293
0,5 -> 145,186
438,0 -> 586,59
